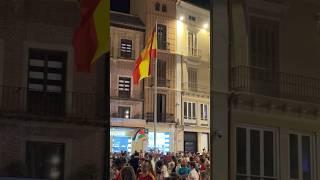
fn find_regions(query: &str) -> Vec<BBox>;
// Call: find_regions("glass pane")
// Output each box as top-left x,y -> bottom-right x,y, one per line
236,176 -> 247,180
290,134 -> 299,178
264,131 -> 274,176
192,103 -> 196,118
250,130 -> 260,175
302,136 -> 311,180
236,127 -> 247,174
184,102 -> 187,118
188,103 -> 191,118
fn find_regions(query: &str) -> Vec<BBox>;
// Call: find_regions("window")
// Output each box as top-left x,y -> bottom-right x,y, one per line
155,2 -> 160,11
26,141 -> 65,180
157,94 -> 166,122
249,17 -> 279,95
188,32 -> 198,56
120,39 -> 133,59
236,127 -> 277,179
118,77 -> 131,98
188,15 -> 196,22
250,17 -> 279,69
118,106 -> 130,119
184,102 -> 196,122
162,4 -> 167,12
289,133 -> 313,180
157,60 -> 167,87
27,49 -> 66,116
157,24 -> 167,50
200,104 -> 208,120
188,67 -> 197,91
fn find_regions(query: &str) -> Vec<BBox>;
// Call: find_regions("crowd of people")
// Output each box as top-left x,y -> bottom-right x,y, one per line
110,150 -> 210,180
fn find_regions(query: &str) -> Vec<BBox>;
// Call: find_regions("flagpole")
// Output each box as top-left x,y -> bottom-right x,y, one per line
153,21 -> 158,152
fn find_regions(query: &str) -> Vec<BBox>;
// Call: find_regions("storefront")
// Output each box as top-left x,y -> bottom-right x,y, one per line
184,132 -> 198,153
110,127 -> 145,153
147,131 -> 172,153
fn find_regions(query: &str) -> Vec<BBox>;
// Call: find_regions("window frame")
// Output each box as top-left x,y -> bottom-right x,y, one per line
119,38 -> 133,59
118,76 -> 132,99
200,103 -> 208,121
235,125 -> 278,180
184,101 -> 197,124
288,131 -> 315,180
187,31 -> 198,56
118,106 -> 131,119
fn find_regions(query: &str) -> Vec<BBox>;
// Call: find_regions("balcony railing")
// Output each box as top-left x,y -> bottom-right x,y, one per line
150,78 -> 171,88
182,82 -> 209,94
187,47 -> 202,57
145,113 -> 175,123
111,113 -> 143,119
231,65 -> 320,103
0,86 -> 105,123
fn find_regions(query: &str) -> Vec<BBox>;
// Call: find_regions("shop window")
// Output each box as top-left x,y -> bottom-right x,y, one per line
157,24 -> 167,50
27,49 -> 66,116
118,106 -> 130,119
120,39 -> 133,59
289,133 -> 313,180
26,141 -> 65,180
236,127 -> 277,179
200,104 -> 208,120
118,77 -> 131,98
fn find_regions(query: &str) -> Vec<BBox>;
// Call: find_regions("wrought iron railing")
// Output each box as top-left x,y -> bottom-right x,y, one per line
231,65 -> 320,103
150,78 -> 171,88
182,82 -> 209,94
0,86 -> 106,122
145,113 -> 175,123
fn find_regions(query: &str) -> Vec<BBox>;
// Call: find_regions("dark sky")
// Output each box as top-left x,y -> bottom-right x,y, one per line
111,0 -> 210,13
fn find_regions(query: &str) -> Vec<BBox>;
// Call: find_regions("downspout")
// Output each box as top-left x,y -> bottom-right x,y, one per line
228,0 -> 233,179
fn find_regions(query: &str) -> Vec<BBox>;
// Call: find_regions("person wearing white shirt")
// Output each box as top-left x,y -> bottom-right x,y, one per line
187,161 -> 199,180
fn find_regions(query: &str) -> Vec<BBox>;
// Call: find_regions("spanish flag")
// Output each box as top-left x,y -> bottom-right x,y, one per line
73,0 -> 109,72
132,28 -> 157,84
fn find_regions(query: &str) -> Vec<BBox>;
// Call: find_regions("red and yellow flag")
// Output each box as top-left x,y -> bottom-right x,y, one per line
132,28 -> 157,84
73,0 -> 109,72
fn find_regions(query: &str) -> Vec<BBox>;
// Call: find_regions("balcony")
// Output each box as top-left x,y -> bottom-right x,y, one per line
145,113 -> 175,123
182,82 -> 209,94
111,113 -> 145,128
150,78 -> 171,88
231,65 -> 320,103
187,47 -> 202,57
0,86 -> 106,124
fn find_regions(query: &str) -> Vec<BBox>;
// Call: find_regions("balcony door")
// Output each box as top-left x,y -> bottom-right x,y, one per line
27,49 -> 66,116
249,17 -> 279,96
157,94 -> 166,122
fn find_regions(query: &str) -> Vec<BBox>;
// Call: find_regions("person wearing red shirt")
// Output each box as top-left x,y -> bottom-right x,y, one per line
138,160 -> 156,180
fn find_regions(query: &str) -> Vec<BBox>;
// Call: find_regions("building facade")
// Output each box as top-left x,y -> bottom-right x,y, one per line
129,0 -> 211,153
176,1 -> 210,153
0,0 -> 106,179
131,0 -> 179,153
109,11 -> 146,153
211,0 -> 320,179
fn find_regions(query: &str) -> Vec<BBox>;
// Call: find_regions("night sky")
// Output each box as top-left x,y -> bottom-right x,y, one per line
111,0 -> 210,13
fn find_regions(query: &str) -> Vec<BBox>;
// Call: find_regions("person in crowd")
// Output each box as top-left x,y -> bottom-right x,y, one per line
120,166 -> 136,180
138,160 -> 156,180
160,159 -> 170,180
177,159 -> 190,178
129,151 -> 140,174
187,161 -> 199,180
